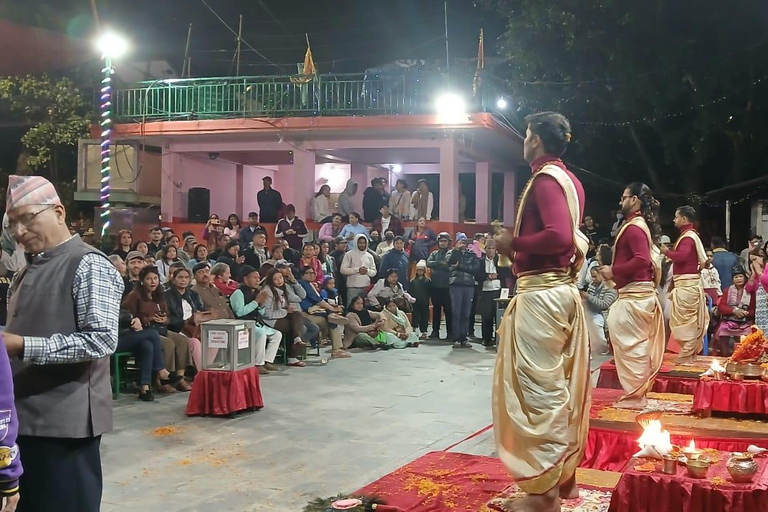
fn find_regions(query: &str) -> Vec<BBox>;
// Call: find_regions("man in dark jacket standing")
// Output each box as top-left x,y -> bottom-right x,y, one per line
711,236 -> 739,290
448,233 -> 481,348
362,178 -> 386,223
257,177 -> 283,223
4,175 -> 122,512
426,232 -> 453,339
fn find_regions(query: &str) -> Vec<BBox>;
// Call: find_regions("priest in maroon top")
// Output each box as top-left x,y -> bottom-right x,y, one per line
661,205 -> 709,362
600,182 -> 665,408
491,112 -> 590,512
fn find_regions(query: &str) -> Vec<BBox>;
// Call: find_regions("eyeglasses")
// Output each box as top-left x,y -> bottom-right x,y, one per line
620,195 -> 636,201
7,205 -> 55,232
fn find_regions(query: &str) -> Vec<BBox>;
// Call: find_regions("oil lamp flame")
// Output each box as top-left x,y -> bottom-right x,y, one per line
637,420 -> 672,450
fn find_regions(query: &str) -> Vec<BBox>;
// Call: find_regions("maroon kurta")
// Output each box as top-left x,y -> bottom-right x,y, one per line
611,211 -> 654,290
511,156 -> 585,275
665,224 -> 699,275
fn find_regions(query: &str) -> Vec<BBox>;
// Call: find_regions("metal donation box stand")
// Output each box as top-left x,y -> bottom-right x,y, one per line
201,319 -> 257,371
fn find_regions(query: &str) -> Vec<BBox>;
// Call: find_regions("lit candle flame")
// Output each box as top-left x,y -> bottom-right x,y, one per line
637,420 -> 672,451
710,360 -> 726,373
688,440 -> 696,450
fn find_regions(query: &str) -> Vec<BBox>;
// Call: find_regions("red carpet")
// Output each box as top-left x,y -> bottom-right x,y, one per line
354,451 -> 620,512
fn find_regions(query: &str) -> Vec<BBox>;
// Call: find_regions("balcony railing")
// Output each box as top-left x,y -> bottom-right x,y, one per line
114,71 -> 501,122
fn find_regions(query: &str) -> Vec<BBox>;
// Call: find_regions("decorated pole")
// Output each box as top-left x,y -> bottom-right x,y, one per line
96,33 -> 127,237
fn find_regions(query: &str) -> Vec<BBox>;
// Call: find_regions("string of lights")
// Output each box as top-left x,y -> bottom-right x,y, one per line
99,58 -> 113,236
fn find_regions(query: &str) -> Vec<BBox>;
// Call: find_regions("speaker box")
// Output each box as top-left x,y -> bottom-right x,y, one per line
188,187 -> 210,222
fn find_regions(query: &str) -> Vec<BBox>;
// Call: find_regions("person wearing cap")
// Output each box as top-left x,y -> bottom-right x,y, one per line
409,260 -> 431,339
4,174 -> 123,511
447,232 -> 481,348
713,265 -> 754,356
490,112 -> 589,511
229,266 -> 282,373
122,251 -> 147,298
239,212 -> 267,250
426,232 -> 453,339
660,205 -> 709,364
182,235 -> 198,260
257,176 -> 284,224
275,205 -> 308,251
599,182 -> 665,409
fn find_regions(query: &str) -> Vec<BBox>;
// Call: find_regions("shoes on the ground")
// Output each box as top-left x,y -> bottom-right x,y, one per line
288,360 -> 306,367
154,383 -> 176,394
257,366 -> 269,375
407,342 -> 420,348
174,378 -> 192,392
138,390 -> 155,402
331,349 -> 352,359
264,362 -> 280,371
453,340 -> 471,349
429,332 -> 440,339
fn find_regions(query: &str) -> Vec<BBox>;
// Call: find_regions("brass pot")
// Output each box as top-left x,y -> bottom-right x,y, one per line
686,459 -> 710,479
726,454 -> 758,483
732,372 -> 745,382
761,368 -> 768,383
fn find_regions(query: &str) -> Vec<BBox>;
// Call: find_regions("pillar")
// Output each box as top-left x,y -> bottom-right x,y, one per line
235,164 -> 244,218
475,162 -> 491,224
503,171 -> 516,227
160,150 -> 182,222
291,149 -> 316,221
439,139 -> 459,222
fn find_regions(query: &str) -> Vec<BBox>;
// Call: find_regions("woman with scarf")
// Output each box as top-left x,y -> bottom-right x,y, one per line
343,296 -> 388,349
299,243 -> 325,287
165,267 -> 207,369
410,179 -> 434,220
714,265 -> 755,356
380,300 -> 420,348
210,262 -> 239,296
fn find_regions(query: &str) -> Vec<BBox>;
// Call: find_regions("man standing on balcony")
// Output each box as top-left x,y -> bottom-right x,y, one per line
661,205 -> 709,364
491,112 -> 590,512
258,176 -> 283,224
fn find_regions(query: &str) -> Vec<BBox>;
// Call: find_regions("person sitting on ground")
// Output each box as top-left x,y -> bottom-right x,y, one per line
372,204 -> 404,237
410,260 -> 432,340
343,296 -> 387,350
379,236 -> 410,287
299,243 -> 325,287
318,213 -> 345,242
187,243 -> 209,270
339,212 -> 369,245
157,244 -> 180,283
368,268 -> 416,312
229,266 -> 282,374
243,231 -> 270,269
701,249 -> 722,302
341,234 -> 377,307
122,266 -> 192,392
218,240 -> 244,280
714,265 -> 755,356
111,229 -> 133,260
275,205 -> 308,251
210,261 -> 239,296
312,184 -> 333,224
209,233 -> 230,262
380,300 -> 420,348
258,268 -> 309,367
298,267 -> 350,359
117,299 -> 172,401
239,212 -> 266,249
224,213 -> 242,240
165,267 -> 206,369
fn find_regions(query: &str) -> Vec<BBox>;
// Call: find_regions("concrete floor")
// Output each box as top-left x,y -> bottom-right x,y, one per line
102,336 -> 609,512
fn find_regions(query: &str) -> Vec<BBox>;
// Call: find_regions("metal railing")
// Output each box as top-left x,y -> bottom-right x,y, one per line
114,71 -> 501,122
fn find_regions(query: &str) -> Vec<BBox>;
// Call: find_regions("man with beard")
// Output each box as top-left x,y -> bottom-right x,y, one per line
599,182 -> 665,408
146,226 -> 165,256
661,205 -> 708,363
491,112 -> 590,512
122,251 -> 147,298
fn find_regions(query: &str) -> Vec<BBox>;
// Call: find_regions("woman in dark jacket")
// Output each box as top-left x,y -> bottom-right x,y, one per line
408,217 -> 437,263
116,308 -> 172,401
165,267 -> 205,369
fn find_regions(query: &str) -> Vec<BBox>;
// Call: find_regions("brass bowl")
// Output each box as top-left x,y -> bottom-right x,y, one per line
732,372 -> 745,382
761,369 -> 768,383
686,459 -> 710,479
726,362 -> 764,378
727,455 -> 758,483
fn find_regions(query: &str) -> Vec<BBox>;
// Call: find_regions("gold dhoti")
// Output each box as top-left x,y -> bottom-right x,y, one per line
670,274 -> 708,359
606,282 -> 665,399
492,272 -> 591,494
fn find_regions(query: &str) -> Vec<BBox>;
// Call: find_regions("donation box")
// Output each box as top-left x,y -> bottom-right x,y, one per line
201,319 -> 257,371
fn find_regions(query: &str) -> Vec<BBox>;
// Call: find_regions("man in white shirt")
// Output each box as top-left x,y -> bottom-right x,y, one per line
478,245 -> 502,347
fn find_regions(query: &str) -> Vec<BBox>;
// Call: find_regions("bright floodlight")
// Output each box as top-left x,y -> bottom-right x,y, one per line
97,32 -> 128,59
496,97 -> 508,110
391,164 -> 403,174
436,93 -> 467,123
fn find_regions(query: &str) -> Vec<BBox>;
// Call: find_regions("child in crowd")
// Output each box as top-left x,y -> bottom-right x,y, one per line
409,260 -> 431,340
321,277 -> 341,309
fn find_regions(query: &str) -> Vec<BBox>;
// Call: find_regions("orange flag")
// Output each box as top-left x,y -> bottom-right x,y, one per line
303,33 -> 316,76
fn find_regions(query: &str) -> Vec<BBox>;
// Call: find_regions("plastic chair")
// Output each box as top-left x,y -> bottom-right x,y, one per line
110,351 -> 133,399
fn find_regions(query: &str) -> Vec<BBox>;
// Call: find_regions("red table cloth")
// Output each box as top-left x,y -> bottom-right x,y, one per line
608,451 -> 768,512
185,367 -> 264,417
693,380 -> 768,415
583,427 -> 768,472
597,362 -> 699,395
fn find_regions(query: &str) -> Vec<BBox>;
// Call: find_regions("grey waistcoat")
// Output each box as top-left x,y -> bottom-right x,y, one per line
5,235 -> 113,438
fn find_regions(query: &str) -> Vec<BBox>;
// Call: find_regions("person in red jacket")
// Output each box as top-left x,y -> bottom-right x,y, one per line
714,265 -> 755,356
600,182 -> 665,408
